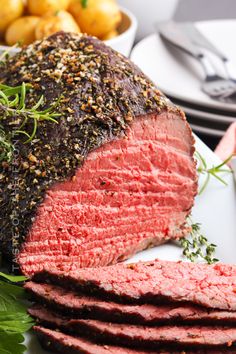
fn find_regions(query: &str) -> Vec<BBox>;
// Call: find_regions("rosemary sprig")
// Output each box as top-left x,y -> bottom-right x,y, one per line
195,151 -> 234,194
0,82 -> 60,162
14,85 -> 61,143
0,124 -> 13,162
180,221 -> 218,264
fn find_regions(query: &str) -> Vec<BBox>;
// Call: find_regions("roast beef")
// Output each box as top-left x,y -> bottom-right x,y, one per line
34,326 -> 236,354
33,259 -> 236,311
26,281 -> 236,326
34,326 -> 155,354
30,306 -> 236,350
0,32 -> 197,275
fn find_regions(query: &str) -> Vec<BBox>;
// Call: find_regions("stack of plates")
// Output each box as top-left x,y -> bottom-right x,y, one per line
130,20 -> 236,138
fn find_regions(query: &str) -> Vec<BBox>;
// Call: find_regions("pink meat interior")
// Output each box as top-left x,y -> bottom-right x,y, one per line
18,112 -> 197,275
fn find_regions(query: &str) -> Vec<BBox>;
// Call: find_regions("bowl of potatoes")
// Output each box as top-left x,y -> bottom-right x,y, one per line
0,0 -> 137,57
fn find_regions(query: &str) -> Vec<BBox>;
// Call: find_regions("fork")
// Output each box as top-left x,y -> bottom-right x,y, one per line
179,22 -> 236,84
157,21 -> 236,100
197,54 -> 236,98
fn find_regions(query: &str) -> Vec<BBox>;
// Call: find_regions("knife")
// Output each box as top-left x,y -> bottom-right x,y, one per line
179,22 -> 227,60
156,21 -> 217,78
178,22 -> 236,82
157,21 -> 204,60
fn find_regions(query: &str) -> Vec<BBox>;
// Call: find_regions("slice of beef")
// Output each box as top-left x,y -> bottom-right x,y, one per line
34,326 -> 155,354
69,319 -> 236,350
31,307 -> 236,350
0,32 -> 197,276
25,281 -> 236,326
33,259 -> 236,311
34,327 -> 236,354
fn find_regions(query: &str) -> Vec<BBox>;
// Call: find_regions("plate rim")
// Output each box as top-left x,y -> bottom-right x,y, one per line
130,19 -> 236,113
179,104 -> 235,124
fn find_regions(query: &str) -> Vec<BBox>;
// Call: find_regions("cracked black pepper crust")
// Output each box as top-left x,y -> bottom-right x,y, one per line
0,32 -> 182,264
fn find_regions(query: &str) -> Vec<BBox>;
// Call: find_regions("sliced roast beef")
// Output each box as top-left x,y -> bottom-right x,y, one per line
25,281 -> 236,326
0,32 -> 197,276
30,306 -> 236,350
34,326 -> 155,354
70,319 -> 236,349
33,259 -> 236,311
36,326 -> 228,354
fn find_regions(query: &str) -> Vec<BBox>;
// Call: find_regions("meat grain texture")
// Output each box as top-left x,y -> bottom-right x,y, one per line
0,31 -> 197,275
29,260 -> 236,353
31,306 -> 236,350
33,259 -> 236,311
68,319 -> 236,349
34,326 -> 236,354
26,282 -> 236,325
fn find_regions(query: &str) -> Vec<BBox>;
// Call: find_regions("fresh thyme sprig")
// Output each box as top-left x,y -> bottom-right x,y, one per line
0,82 -> 60,162
180,221 -> 218,264
195,151 -> 234,194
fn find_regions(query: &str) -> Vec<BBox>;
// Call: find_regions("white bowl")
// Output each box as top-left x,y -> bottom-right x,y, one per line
0,7 -> 137,58
118,0 -> 179,40
105,7 -> 138,57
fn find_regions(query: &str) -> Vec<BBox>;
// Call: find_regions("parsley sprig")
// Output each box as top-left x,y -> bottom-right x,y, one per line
180,221 -> 218,264
0,274 -> 34,354
196,151 -> 234,194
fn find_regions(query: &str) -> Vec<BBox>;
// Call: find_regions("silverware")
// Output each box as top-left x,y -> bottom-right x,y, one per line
157,21 -> 236,101
178,22 -> 236,83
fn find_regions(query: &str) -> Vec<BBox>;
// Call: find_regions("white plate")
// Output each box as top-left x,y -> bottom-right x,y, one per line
181,104 -> 235,125
189,124 -> 225,137
130,20 -> 236,113
183,107 -> 230,136
172,102 -> 233,137
24,135 -> 236,353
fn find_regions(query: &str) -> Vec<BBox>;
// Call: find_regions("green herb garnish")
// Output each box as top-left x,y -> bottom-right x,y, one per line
180,221 -> 218,264
81,0 -> 88,8
179,152 -> 233,262
0,124 -> 13,163
0,82 -> 60,163
0,272 -> 27,283
0,274 -> 34,354
0,332 -> 26,354
195,151 -> 234,194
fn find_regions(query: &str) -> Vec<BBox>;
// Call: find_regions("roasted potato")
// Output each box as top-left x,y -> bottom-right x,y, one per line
0,0 -> 24,36
69,0 -> 121,38
102,30 -> 118,40
27,0 -> 70,16
5,16 -> 40,46
35,10 -> 80,40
